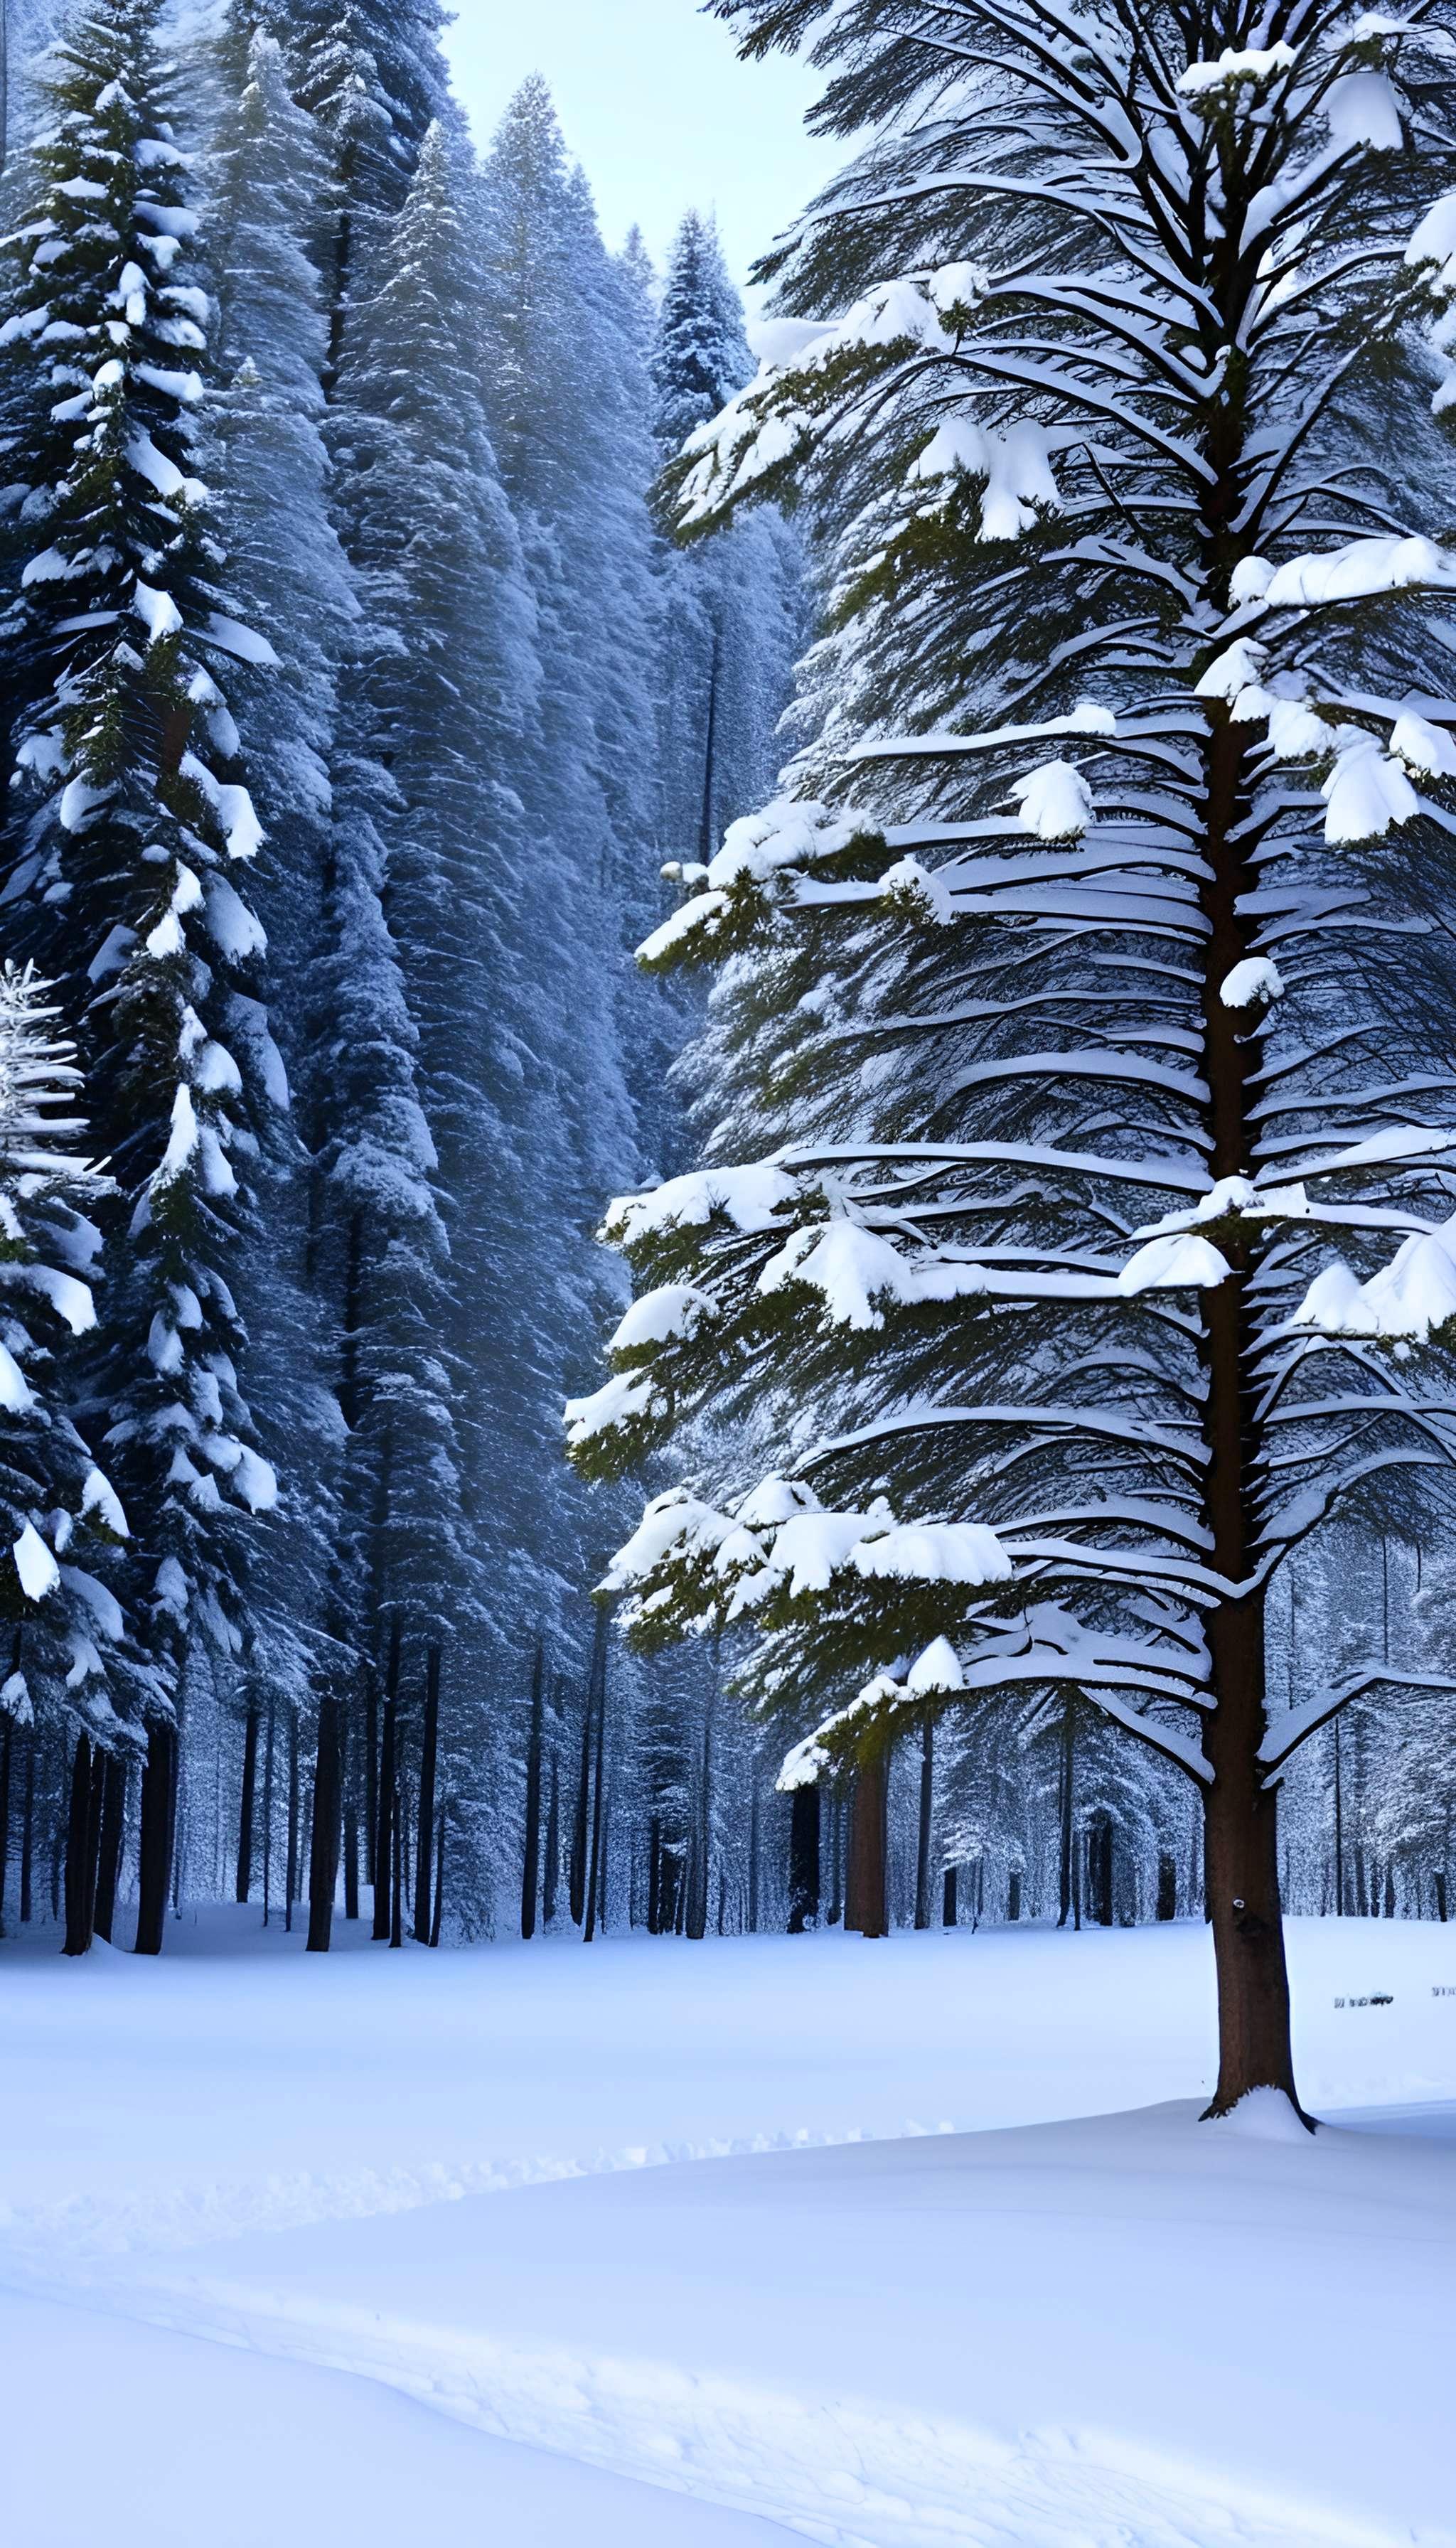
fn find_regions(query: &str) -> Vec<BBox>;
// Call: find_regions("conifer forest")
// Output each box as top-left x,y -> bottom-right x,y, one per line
2,0 -> 1456,2129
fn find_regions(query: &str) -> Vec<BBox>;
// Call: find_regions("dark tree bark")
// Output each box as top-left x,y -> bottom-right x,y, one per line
1007,1868 -> 1022,1922
236,1708 -> 260,1904
914,1714 -> 933,1929
390,1812 -> 403,1949
429,1803 -> 444,1947
262,1698 -> 275,1926
343,1732 -> 360,1922
788,1785 -> 819,1933
697,628 -> 722,865
1192,703 -> 1306,2120
520,1642 -> 544,1939
1157,1851 -> 1178,1922
943,1865 -> 958,1927
414,1644 -> 440,1946
844,1752 -> 889,1937
1056,1697 -> 1078,1930
63,1733 -> 100,1956
21,1727 -> 35,1922
584,1615 -> 609,1943
285,1711 -> 299,1934
306,1693 -> 343,1952
134,1718 -> 175,1956
570,1621 -> 601,1928
542,1751 -> 559,1927
686,1644 -> 714,1942
373,1614 -> 402,1941
646,1812 -> 663,1934
363,1671 -> 378,1890
0,1715 -> 11,1933
93,1750 -> 126,1944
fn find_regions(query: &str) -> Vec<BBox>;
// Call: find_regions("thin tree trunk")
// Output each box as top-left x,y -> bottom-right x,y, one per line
429,1802 -> 444,1947
262,1698 -> 274,1927
414,1644 -> 440,1946
63,1733 -> 94,1955
343,1746 -> 360,1922
647,1811 -> 662,1934
285,1711 -> 299,1934
584,1615 -> 609,1944
0,1715 -> 10,1935
686,1644 -> 714,1942
306,1693 -> 342,1952
520,1641 -> 543,1939
236,1709 -> 259,1904
21,1727 -> 34,1922
697,630 -> 722,864
845,1751 -> 889,1937
134,1718 -> 174,1956
1057,1696 -> 1076,1929
542,1751 -> 559,1927
943,1865 -> 958,1927
914,1714 -> 933,1929
373,1614 -> 401,1941
363,1671 -> 378,1890
570,1621 -> 601,1927
390,1811 -> 403,1948
94,1751 -> 125,1944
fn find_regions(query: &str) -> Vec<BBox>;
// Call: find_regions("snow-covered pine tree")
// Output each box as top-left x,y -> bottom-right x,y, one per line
326,110 -> 542,1929
574,1 -> 1456,2114
248,0 -> 450,385
0,0 -> 277,1953
0,960 -> 136,1950
196,15 -> 358,1899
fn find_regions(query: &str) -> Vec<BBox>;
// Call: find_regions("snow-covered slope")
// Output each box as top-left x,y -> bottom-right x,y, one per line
4,1919 -> 1455,2544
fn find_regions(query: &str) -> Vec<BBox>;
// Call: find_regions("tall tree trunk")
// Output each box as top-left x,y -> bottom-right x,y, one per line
390,1811 -> 403,1948
697,629 -> 722,864
583,1614 -> 609,1944
373,1614 -> 401,1941
686,1644 -> 714,1942
63,1734 -> 100,1956
414,1643 -> 440,1946
542,1751 -> 560,1927
943,1864 -> 958,1927
569,1627 -> 598,1927
285,1711 -> 299,1934
262,1698 -> 275,1926
845,1751 -> 889,1937
236,1708 -> 259,1904
647,1812 -> 662,1934
914,1714 -> 933,1929
788,1784 -> 819,1933
343,1721 -> 360,1922
93,1751 -> 126,1944
21,1727 -> 34,1922
134,1718 -> 175,1956
363,1670 -> 378,1890
1057,1696 -> 1076,1929
306,1693 -> 342,1952
747,1766 -> 761,1933
0,1715 -> 10,1934
520,1641 -> 543,1938
429,1802 -> 444,1947
1197,710 -> 1305,2121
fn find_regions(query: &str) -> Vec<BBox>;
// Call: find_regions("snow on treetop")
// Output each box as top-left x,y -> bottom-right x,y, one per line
1292,1216 -> 1456,1342
1177,44 -> 1297,97
1323,70 -> 1404,154
1406,191 -> 1456,300
906,1634 -> 965,1693
604,1160 -> 798,1248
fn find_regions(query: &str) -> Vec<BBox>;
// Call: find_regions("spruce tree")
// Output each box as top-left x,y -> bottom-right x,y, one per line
577,1 -> 1456,2112
0,0 -> 277,1951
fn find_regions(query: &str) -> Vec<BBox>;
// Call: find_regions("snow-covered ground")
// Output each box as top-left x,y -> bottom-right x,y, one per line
4,1915 -> 1455,2545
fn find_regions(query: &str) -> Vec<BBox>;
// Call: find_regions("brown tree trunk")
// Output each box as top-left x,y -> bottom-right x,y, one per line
1197,712 -> 1306,2121
845,1752 -> 889,1937
134,1718 -> 174,1956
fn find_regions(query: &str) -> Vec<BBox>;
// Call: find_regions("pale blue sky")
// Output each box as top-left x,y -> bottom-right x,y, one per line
444,0 -> 845,299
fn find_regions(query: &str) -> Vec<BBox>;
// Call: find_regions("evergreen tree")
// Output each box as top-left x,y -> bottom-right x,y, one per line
0,0 -> 278,1951
577,0 -> 1456,2109
0,963 -> 132,1760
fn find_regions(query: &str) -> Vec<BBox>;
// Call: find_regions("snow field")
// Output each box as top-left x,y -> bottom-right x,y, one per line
4,1917 -> 1456,2546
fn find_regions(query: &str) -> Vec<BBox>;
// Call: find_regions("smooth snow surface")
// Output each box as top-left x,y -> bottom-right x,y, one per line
4,1916 -> 1455,2547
